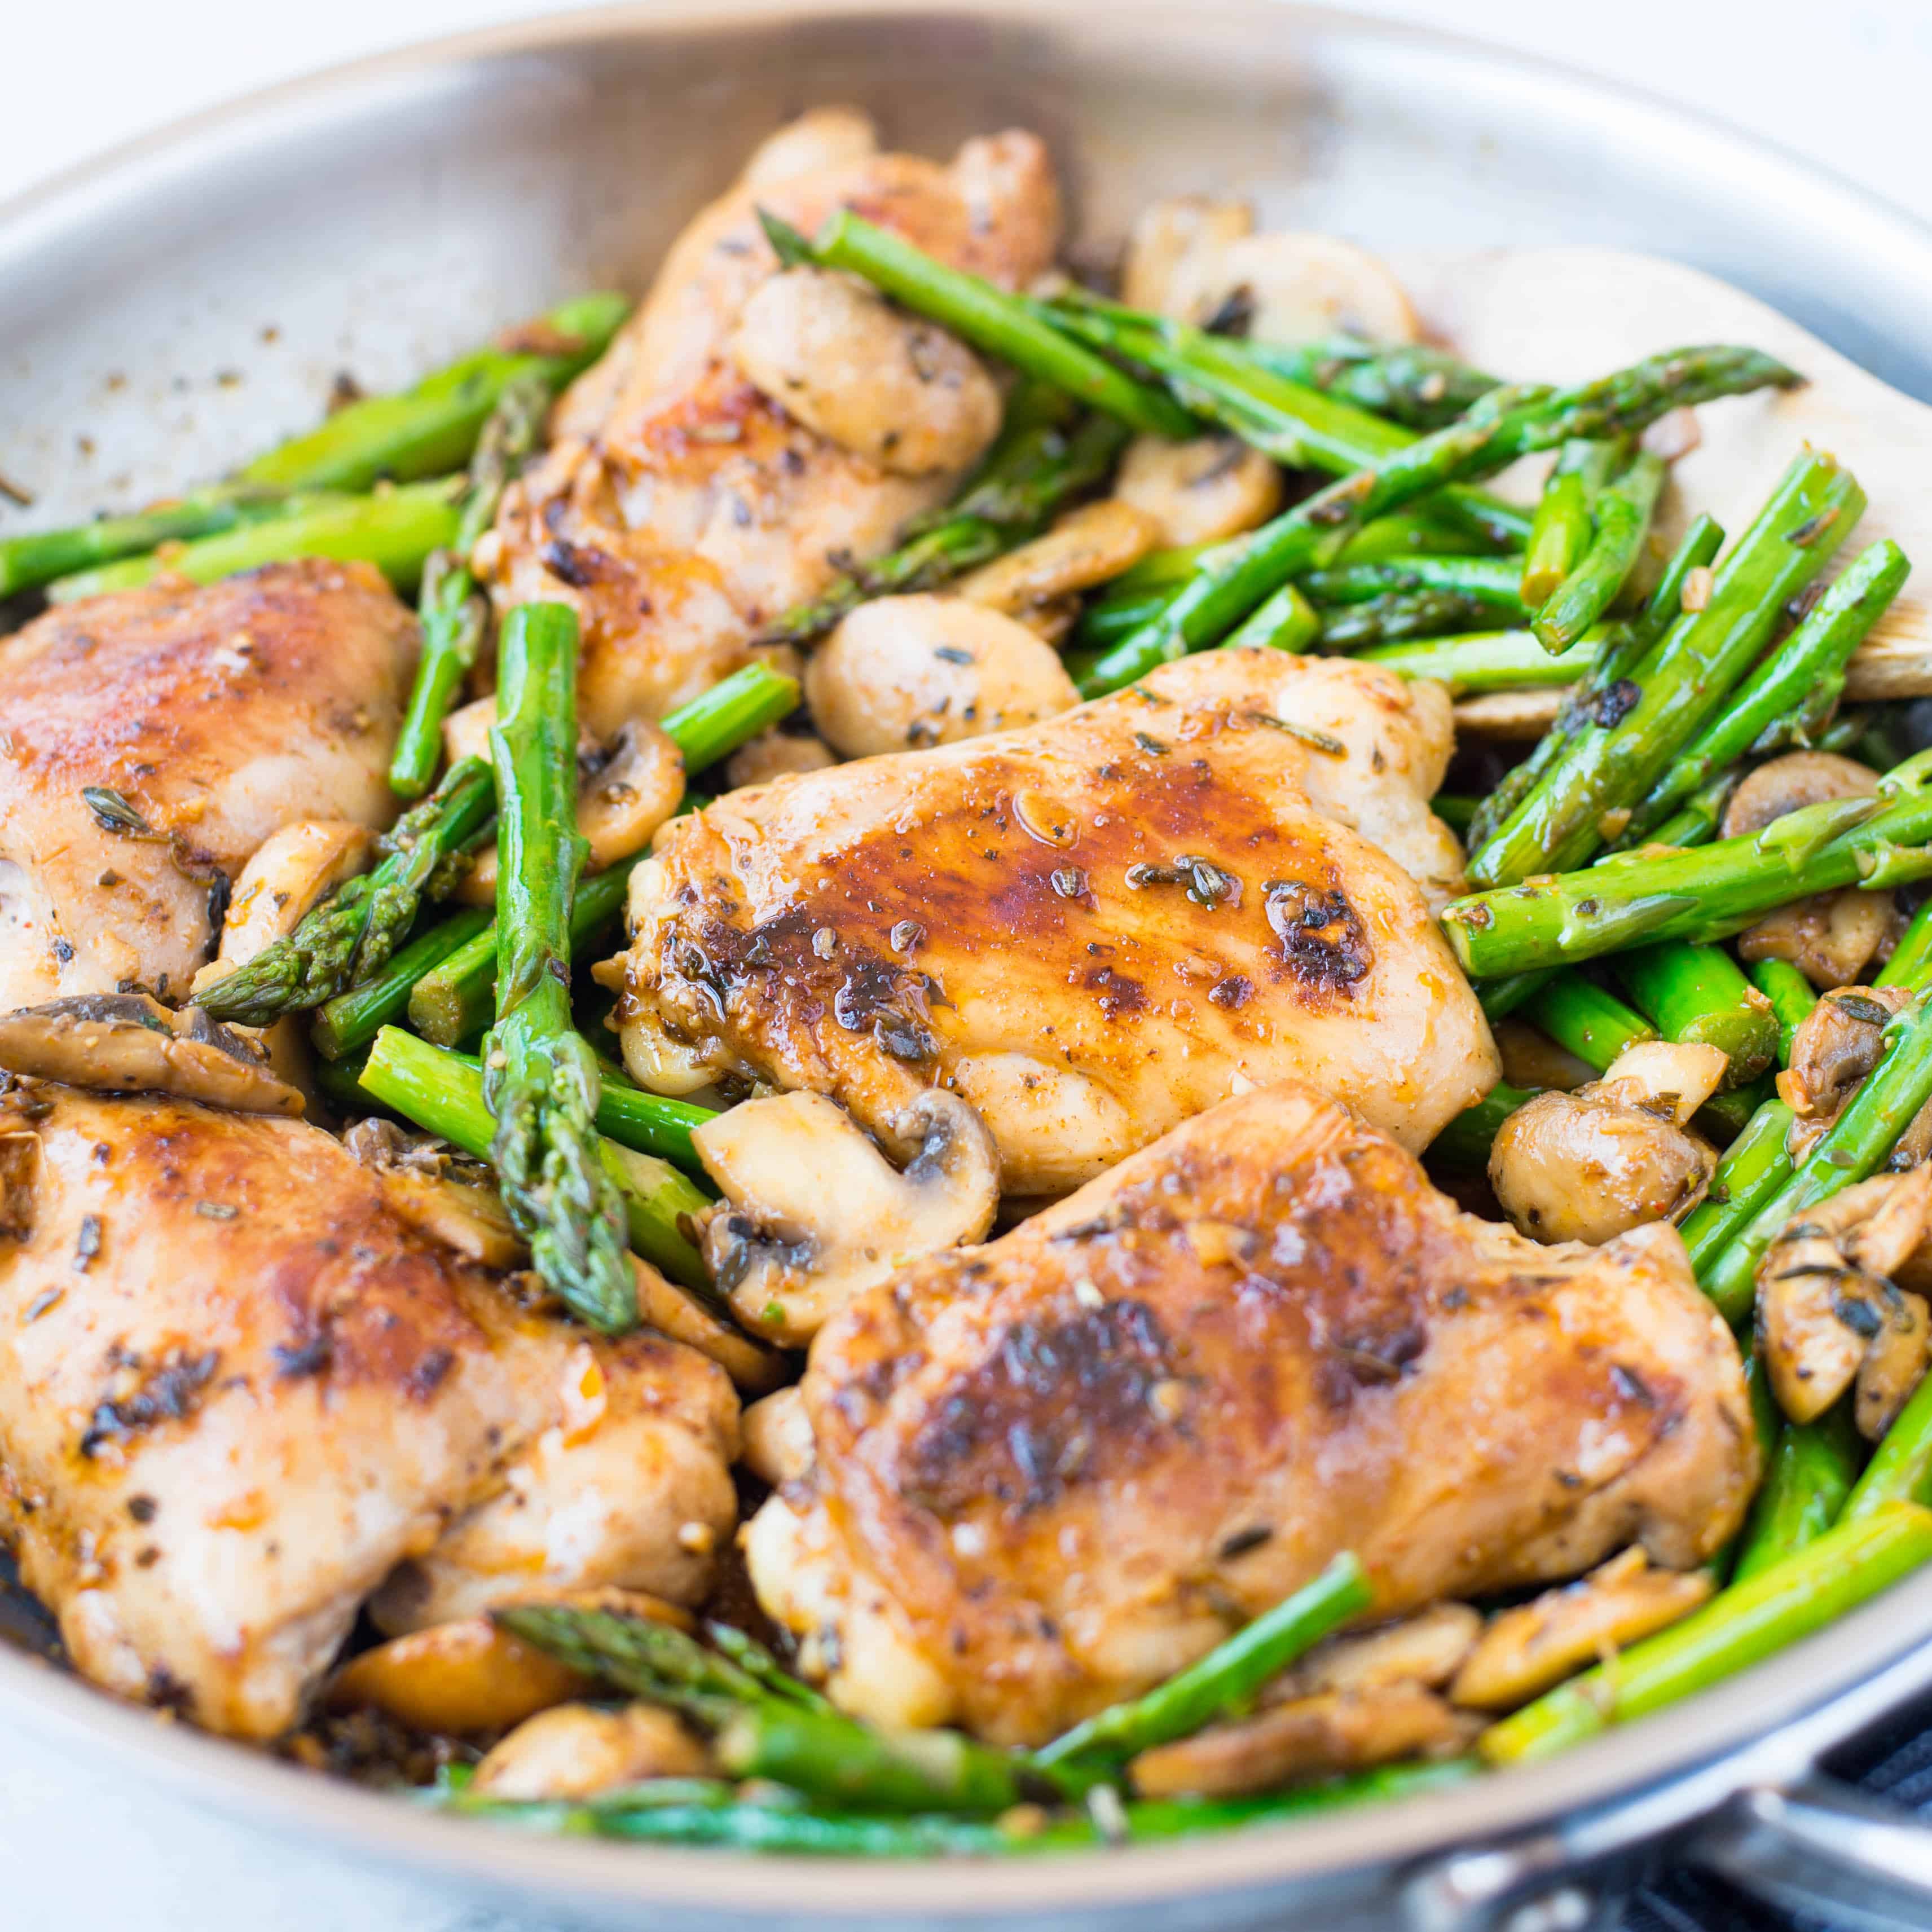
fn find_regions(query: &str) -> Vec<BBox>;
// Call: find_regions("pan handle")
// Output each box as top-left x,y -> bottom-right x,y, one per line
1689,1773 -> 1932,1932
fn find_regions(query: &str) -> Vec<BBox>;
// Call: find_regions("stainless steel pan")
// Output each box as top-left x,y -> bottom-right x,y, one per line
7,5 -> 1932,1925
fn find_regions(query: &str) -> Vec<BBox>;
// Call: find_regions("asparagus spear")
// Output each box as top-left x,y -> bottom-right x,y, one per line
388,375 -> 553,796
195,756 -> 495,1024
1240,335 -> 1500,431
1482,1503 -> 1932,1764
0,294 -> 627,596
1731,1403 -> 1861,1583
496,1603 -> 1032,1814
397,663 -> 796,1049
1031,1553 -> 1371,1776
1698,991 -> 1932,1324
1317,588 -> 1518,650
47,479 -> 463,602
1432,794 -> 1480,835
1521,973 -> 1654,1070
357,1027 -> 713,1281
456,1761 -> 1478,1854
1302,555 -> 1529,611
756,411 -> 1131,648
1439,761 -> 1932,980
480,604 -> 635,1331
1749,958 -> 1820,1063
1614,943 -> 1780,1087
311,905 -> 493,1060
1845,1368 -> 1932,1521
1620,538 -> 1911,844
1221,582 -> 1320,653
764,210 -> 1192,438
1080,347 -> 1797,696
1462,514 -> 1725,855
1679,1099 -> 1801,1284
1520,441 -> 1618,608
1468,451 -> 1864,887
1353,627 -> 1601,697
240,293 -> 629,492
1531,450 -> 1666,652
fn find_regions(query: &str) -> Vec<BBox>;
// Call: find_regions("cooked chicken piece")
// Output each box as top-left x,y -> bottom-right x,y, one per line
745,1084 -> 1757,1745
0,561 -> 416,1013
0,1086 -> 737,1740
472,1701 -> 711,1799
611,649 -> 1489,1195
1113,434 -> 1284,547
483,114 -> 1061,736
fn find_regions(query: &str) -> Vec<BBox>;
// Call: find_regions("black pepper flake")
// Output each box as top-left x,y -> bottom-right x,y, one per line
127,1494 -> 157,1524
1217,1525 -> 1273,1560
933,646 -> 974,666
1132,732 -> 1169,757
24,1287 -> 63,1323
1786,507 -> 1841,548
1588,678 -> 1642,729
73,1214 -> 103,1273
272,1334 -> 334,1379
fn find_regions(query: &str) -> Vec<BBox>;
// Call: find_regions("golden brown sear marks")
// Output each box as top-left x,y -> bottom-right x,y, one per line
0,1085 -> 736,1740
747,1084 -> 1757,1746
615,649 -> 1495,1194
0,560 -> 417,1010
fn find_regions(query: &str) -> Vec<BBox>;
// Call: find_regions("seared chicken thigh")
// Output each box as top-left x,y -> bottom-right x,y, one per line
483,113 -> 1062,734
0,1086 -> 737,1740
0,561 -> 417,1013
746,1084 -> 1757,1745
613,649 -> 1493,1194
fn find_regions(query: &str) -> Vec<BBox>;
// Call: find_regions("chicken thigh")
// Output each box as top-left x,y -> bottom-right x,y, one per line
482,112 -> 1062,734
611,648 -> 1493,1195
0,560 -> 417,1013
746,1084 -> 1757,1745
0,1085 -> 737,1740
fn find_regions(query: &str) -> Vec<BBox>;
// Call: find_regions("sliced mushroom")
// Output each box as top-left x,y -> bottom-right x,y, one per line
472,1701 -> 712,1800
1447,1548 -> 1715,1711
1172,232 -> 1420,346
324,1616 -> 591,1736
723,728 -> 837,792
1268,1603 -> 1481,1704
733,266 -> 1002,477
443,693 -> 497,770
952,500 -> 1161,618
1858,1287 -> 1931,1440
1725,753 -> 1894,988
741,1386 -> 816,1487
194,821 -> 375,983
1113,434 -> 1284,547
627,1251 -> 790,1396
1122,196 -> 1255,316
1128,1682 -> 1477,1799
462,721 -> 683,905
803,595 -> 1078,759
1779,984 -> 1911,1125
694,1088 -> 999,1343
1758,1165 -> 1932,1428
1489,1040 -> 1726,1244
0,993 -> 303,1115
377,1168 -> 526,1269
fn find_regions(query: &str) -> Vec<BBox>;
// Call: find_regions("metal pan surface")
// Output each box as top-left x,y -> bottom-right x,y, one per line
6,5 -> 1932,1926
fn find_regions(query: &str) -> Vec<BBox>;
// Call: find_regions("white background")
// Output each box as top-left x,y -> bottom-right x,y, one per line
2,3 -> 1930,1928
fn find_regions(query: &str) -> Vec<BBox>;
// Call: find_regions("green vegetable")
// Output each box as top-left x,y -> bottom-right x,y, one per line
1732,1403 -> 1862,1583
310,905 -> 492,1060
1614,942 -> 1779,1088
1749,959 -> 1820,1063
1353,627 -> 1602,697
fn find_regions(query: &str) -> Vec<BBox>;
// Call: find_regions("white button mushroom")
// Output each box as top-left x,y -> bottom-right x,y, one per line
803,594 -> 1079,759
1114,434 -> 1283,547
732,266 -> 1002,477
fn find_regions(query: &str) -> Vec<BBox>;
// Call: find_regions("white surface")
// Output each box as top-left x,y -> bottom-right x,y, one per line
2,3 -> 1929,1927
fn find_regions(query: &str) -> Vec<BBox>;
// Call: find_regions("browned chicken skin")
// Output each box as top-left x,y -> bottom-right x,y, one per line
0,1086 -> 737,1740
483,115 -> 1062,734
614,649 -> 1494,1195
746,1084 -> 1757,1745
0,561 -> 418,1012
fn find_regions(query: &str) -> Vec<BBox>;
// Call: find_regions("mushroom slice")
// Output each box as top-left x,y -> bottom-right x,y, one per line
443,693 -> 497,770
463,721 -> 683,905
1113,434 -> 1284,547
1128,1682 -> 1476,1799
952,500 -> 1161,618
1720,751 -> 1882,839
1122,196 -> 1255,316
1268,1603 -> 1481,1704
1856,1287 -> 1930,1440
694,1089 -> 998,1343
1174,232 -> 1420,346
628,1252 -> 791,1396
733,265 -> 1002,477
1759,1165 -> 1932,1425
741,1387 -> 815,1487
195,820 -> 375,983
1488,1041 -> 1724,1245
1448,1548 -> 1714,1712
724,728 -> 837,793
472,1701 -> 712,1801
1492,1018 -> 1592,1095
1779,985 -> 1911,1123
0,993 -> 303,1115
803,595 -> 1079,759
377,1168 -> 526,1269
